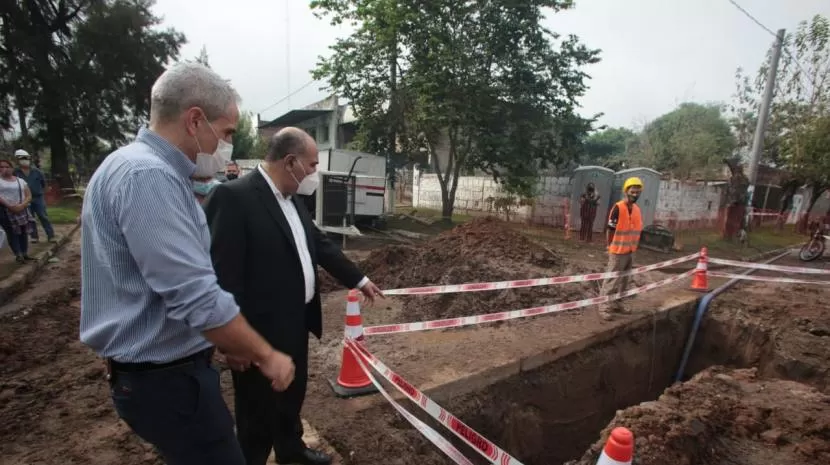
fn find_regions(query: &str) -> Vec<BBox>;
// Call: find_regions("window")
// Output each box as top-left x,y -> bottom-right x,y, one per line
318,126 -> 330,143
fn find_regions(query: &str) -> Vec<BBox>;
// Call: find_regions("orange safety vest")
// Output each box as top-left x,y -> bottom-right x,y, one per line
608,200 -> 643,255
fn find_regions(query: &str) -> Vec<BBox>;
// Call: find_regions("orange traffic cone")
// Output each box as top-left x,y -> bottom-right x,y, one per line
596,427 -> 634,465
328,290 -> 378,398
690,246 -> 709,292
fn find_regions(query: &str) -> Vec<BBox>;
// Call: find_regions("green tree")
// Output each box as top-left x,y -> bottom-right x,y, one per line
731,15 -> 830,227
312,0 -> 599,218
627,103 -> 736,179
231,112 -> 257,159
194,45 -> 210,67
581,127 -> 637,168
0,0 -> 185,188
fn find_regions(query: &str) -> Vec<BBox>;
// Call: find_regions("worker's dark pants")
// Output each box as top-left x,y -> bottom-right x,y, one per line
109,349 -> 246,465
579,216 -> 596,242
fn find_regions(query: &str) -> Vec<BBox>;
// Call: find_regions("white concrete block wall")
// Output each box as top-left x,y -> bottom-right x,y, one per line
654,181 -> 722,226
411,170 -> 756,229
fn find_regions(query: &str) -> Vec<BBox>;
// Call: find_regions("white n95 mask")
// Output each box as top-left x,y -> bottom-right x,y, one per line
194,139 -> 233,177
297,171 -> 320,196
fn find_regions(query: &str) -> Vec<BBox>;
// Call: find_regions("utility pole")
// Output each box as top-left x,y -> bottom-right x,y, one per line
744,28 -> 785,230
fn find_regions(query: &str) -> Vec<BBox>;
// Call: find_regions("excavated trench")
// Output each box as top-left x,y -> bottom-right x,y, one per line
325,297 -> 829,465
433,304 -> 697,465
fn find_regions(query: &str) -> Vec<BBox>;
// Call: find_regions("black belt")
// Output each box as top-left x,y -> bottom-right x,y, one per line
108,348 -> 214,373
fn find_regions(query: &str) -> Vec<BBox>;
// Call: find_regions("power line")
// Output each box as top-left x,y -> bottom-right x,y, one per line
257,79 -> 319,115
726,0 -> 821,92
727,0 -> 777,37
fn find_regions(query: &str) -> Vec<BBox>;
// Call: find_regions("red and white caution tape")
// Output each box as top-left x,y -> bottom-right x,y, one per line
709,257 -> 830,275
344,342 -> 475,465
346,339 -> 524,465
365,270 -> 695,336
709,271 -> 830,286
382,253 -> 700,296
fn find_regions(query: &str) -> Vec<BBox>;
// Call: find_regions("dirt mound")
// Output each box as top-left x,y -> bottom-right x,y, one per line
358,217 -> 595,321
0,285 -> 80,376
705,280 -> 830,393
567,367 -> 830,465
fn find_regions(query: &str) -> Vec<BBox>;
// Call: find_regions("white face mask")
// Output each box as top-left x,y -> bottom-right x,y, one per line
290,159 -> 320,196
193,119 -> 234,178
297,171 -> 320,196
19,160 -> 31,168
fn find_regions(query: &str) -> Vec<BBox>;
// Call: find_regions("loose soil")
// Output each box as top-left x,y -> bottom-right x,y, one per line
685,256 -> 830,393
2,222 -> 823,465
326,217 -> 610,322
567,255 -> 830,465
0,233 -> 160,465
567,367 -> 830,465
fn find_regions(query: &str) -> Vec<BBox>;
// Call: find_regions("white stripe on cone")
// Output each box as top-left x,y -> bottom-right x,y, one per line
596,453 -> 631,465
345,291 -> 363,340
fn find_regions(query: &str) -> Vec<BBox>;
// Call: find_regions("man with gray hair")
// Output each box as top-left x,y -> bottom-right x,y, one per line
80,62 -> 295,465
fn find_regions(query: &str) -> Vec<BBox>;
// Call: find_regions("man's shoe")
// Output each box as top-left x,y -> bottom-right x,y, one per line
277,447 -> 332,465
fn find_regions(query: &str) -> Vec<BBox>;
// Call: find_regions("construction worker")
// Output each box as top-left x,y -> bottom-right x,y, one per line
598,177 -> 644,321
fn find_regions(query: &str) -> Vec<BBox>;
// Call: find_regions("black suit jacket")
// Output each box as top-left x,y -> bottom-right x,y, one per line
203,169 -> 364,357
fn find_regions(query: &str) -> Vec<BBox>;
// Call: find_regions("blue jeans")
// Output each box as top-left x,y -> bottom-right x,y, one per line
28,196 -> 54,240
110,352 -> 246,465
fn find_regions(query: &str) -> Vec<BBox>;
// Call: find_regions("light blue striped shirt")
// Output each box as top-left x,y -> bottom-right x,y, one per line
80,128 -> 239,363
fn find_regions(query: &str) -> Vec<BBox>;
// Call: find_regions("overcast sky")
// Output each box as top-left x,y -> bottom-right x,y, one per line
151,0 -> 830,129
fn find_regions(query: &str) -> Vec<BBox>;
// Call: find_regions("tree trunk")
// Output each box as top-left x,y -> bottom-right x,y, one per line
440,188 -> 453,219
16,105 -> 29,143
434,160 -> 455,220
797,187 -> 825,234
47,115 -> 74,190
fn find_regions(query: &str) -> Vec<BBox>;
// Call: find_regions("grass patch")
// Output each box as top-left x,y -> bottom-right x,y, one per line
47,199 -> 81,224
669,226 -> 806,259
386,207 -> 475,235
394,206 -> 476,223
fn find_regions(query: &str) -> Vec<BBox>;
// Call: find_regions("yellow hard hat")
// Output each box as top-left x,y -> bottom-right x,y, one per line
622,177 -> 643,192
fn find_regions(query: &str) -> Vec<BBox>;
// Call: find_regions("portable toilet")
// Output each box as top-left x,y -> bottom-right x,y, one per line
612,168 -> 661,227
570,166 -> 615,232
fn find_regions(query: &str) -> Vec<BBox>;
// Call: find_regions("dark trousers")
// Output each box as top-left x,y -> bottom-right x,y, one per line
7,229 -> 28,256
28,196 -> 54,240
233,337 -> 309,465
0,211 -> 27,257
110,350 -> 246,465
579,216 -> 596,242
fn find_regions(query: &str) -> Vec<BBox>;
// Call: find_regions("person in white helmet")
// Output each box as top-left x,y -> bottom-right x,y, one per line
13,149 -> 55,243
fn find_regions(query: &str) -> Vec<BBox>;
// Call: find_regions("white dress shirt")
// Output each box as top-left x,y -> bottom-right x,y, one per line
258,165 -> 367,303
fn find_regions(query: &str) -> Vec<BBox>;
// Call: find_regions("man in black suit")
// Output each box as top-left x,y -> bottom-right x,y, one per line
203,127 -> 383,465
